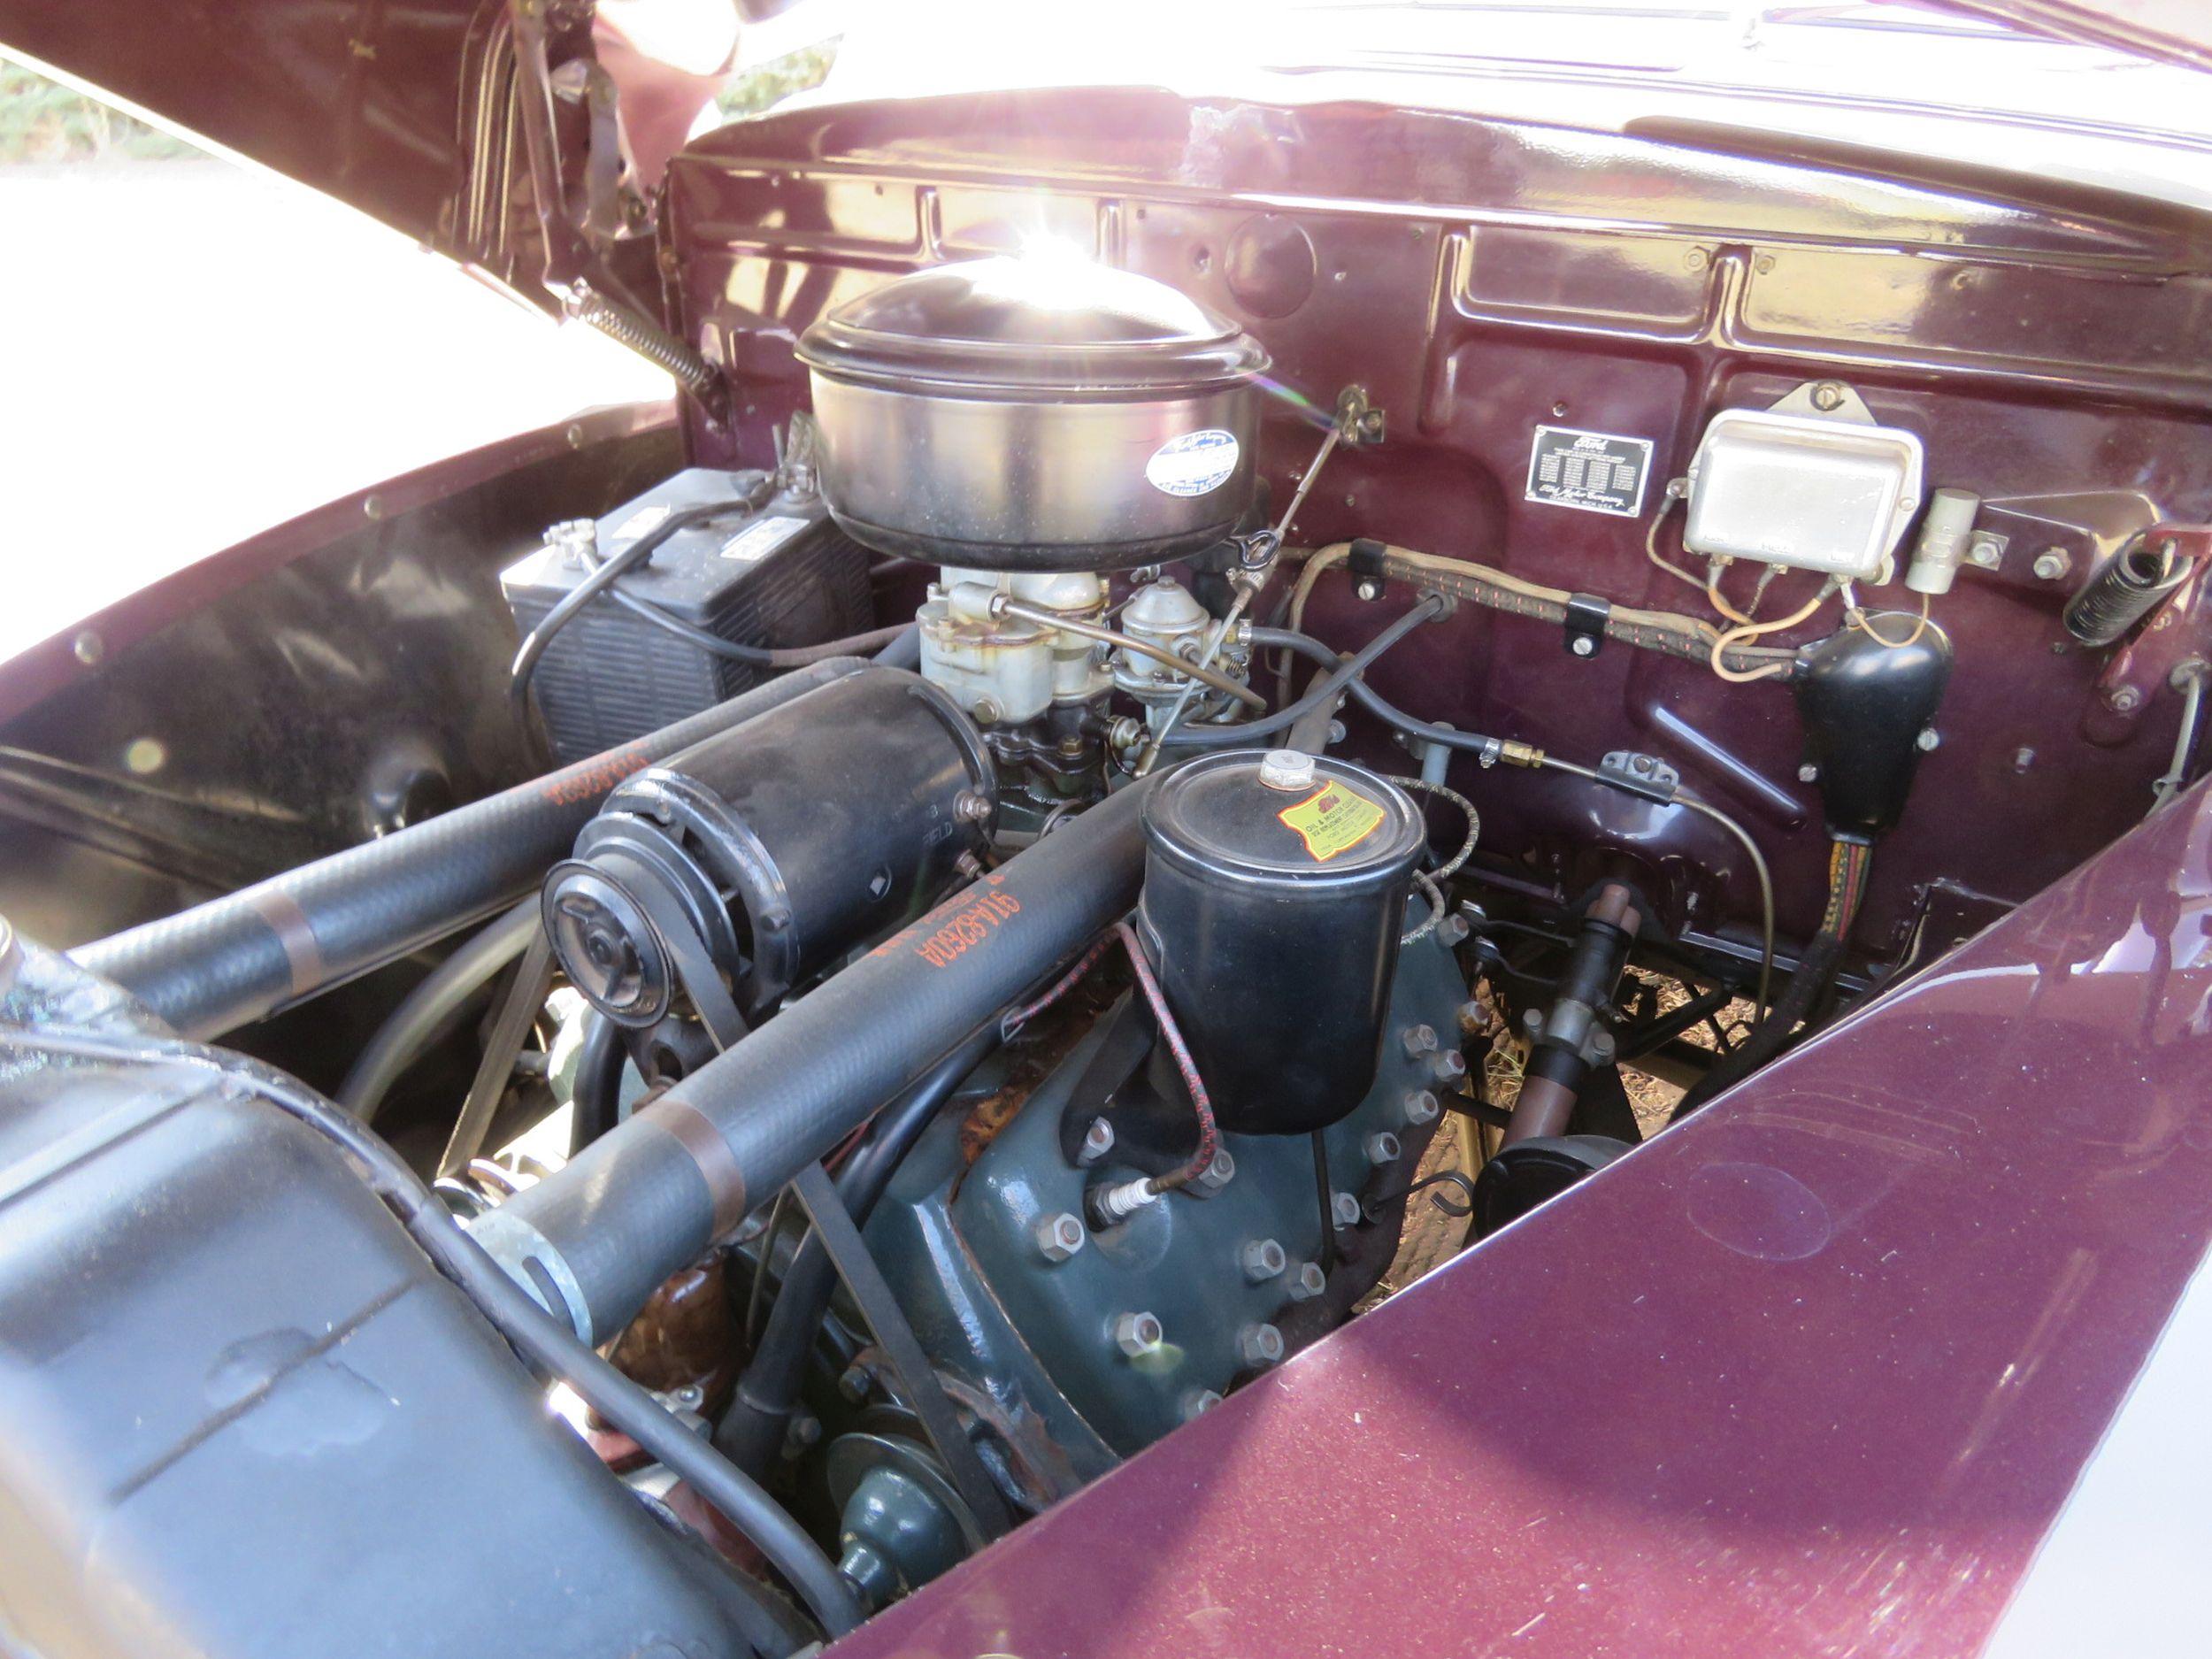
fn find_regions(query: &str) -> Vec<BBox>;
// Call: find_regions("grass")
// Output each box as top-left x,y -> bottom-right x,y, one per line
0,63 -> 197,162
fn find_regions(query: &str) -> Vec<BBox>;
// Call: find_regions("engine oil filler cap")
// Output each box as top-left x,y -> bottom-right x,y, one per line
1257,749 -> 1316,792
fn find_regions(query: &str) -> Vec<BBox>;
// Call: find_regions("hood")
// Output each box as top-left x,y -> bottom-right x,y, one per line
0,0 -> 738,315
1924,0 -> 2212,72
4,0 -> 2208,292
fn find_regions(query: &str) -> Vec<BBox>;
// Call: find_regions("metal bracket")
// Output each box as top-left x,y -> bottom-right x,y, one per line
1335,385 -> 1386,445
1563,594 -> 1611,658
1596,750 -> 1681,804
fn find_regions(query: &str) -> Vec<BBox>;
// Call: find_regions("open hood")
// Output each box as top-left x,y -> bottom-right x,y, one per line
4,0 -> 2208,295
1924,0 -> 2212,73
0,0 -> 733,319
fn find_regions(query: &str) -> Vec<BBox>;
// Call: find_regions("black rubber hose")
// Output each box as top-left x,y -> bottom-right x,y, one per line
480,777 -> 1158,1345
572,1010 -> 627,1153
337,901 -> 540,1122
1668,931 -> 1845,1122
1161,596 -> 1443,749
1252,626 -> 1514,756
73,657 -> 870,1041
718,1032 -> 995,1476
1,1024 -> 864,1640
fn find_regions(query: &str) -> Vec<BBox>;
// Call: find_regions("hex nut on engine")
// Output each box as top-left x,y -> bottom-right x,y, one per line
1364,1132 -> 1402,1165
1402,1090 -> 1440,1126
1427,1048 -> 1469,1087
1079,1117 -> 1115,1166
1400,1024 -> 1439,1059
1288,1263 -> 1327,1302
1182,1389 -> 1225,1421
1035,1211 -> 1086,1263
1240,1238 -> 1288,1282
1332,1191 -> 1363,1229
1112,1311 -> 1165,1357
1191,1147 -> 1236,1196
1237,1323 -> 1286,1369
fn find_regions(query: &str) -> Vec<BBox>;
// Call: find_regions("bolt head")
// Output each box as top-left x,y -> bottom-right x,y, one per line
837,1362 -> 876,1403
1428,1048 -> 1469,1086
70,629 -> 104,667
1355,579 -> 1381,602
1400,1024 -> 1439,1059
1437,914 -> 1471,947
2032,549 -> 2072,581
1402,1089 -> 1440,1126
2111,687 -> 2145,713
1112,1311 -> 1164,1357
1237,1323 -> 1286,1368
1916,727 -> 1940,753
1520,1007 -> 1544,1036
1289,1262 -> 1328,1302
1240,1238 -> 1288,1282
1079,1116 -> 1115,1164
1181,1389 -> 1224,1421
1332,1191 -> 1363,1229
1797,763 -> 1820,783
1036,1211 -> 1086,1263
1365,1131 -> 1402,1164
1192,1147 -> 1236,1195
1810,380 -> 1847,411
1569,634 -> 1596,657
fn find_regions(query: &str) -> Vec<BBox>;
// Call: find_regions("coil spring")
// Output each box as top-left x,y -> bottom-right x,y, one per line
2064,536 -> 2188,647
572,288 -> 724,408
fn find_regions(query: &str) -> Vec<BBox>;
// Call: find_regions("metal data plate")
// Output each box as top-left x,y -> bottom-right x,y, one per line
1683,407 -> 1924,580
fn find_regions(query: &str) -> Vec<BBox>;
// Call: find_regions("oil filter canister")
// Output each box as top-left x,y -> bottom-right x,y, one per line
1137,749 -> 1425,1135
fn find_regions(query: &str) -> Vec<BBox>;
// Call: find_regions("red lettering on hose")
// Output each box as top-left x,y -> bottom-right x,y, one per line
540,744 -> 649,807
910,889 -> 1023,969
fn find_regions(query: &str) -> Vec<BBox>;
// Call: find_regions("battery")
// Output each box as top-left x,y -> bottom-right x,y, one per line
501,468 -> 873,761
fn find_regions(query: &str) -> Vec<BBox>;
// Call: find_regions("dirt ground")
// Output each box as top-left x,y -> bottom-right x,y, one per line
1370,968 -> 1757,1298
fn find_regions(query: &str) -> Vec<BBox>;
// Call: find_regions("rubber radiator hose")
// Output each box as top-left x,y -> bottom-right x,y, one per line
73,658 -> 871,1040
475,778 -> 1157,1345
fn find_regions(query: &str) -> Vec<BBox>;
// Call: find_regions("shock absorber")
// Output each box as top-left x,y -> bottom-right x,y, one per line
1502,881 -> 1640,1147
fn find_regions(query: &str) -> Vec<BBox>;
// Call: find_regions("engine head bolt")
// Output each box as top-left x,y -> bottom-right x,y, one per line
1240,1238 -> 1288,1282
1427,1048 -> 1469,1087
1332,1191 -> 1363,1229
1402,1089 -> 1440,1126
1182,1389 -> 1225,1421
1112,1310 -> 1165,1357
1400,1024 -> 1439,1059
1437,913 -> 1472,946
1457,998 -> 1488,1032
1035,1212 -> 1087,1263
1079,1116 -> 1116,1166
1364,1132 -> 1402,1165
1237,1323 -> 1286,1369
1191,1147 -> 1237,1196
1289,1263 -> 1328,1302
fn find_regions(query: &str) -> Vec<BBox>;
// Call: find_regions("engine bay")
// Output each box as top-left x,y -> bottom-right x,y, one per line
3,82 -> 2210,1659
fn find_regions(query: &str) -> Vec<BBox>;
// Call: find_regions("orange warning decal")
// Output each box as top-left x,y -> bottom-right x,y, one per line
1278,782 -> 1386,863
